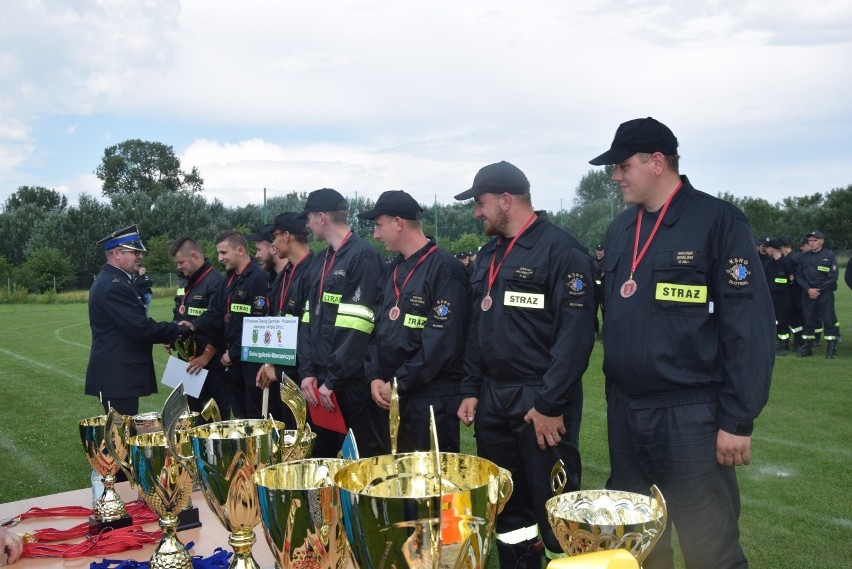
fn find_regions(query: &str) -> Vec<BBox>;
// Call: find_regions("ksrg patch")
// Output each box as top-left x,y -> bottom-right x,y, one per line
726,258 -> 751,288
432,300 -> 452,321
565,273 -> 588,296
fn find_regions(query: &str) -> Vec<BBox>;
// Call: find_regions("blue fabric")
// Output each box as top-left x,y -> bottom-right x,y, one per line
89,543 -> 232,568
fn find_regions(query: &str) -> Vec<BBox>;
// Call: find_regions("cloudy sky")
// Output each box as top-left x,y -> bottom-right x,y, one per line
1,0 -> 850,213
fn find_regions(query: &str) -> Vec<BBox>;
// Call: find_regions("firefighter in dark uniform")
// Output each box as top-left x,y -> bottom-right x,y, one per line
169,236 -> 230,420
593,244 -> 605,338
796,230 -> 840,359
85,225 -> 190,415
256,212 -> 316,427
590,117 -> 774,569
455,162 -> 596,568
297,188 -> 387,458
764,239 -> 796,356
780,235 -> 804,350
360,191 -> 470,453
184,230 -> 270,418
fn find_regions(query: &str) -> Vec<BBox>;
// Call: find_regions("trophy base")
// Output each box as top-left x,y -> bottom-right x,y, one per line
88,514 -> 133,536
176,506 -> 202,531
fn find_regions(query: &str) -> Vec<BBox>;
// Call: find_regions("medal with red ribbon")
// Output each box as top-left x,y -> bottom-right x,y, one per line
481,213 -> 537,312
388,244 -> 439,320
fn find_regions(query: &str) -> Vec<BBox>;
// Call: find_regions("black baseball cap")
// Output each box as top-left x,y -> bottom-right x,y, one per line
778,235 -> 792,246
297,188 -> 347,218
806,230 -> 824,239
358,190 -> 423,221
589,117 -> 679,166
273,212 -> 308,236
765,238 -> 782,249
757,236 -> 771,246
97,224 -> 147,251
595,244 -> 604,251
246,224 -> 275,243
454,161 -> 530,200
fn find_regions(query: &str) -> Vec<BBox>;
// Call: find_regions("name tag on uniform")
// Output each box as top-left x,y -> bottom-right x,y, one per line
230,302 -> 251,314
774,277 -> 788,284
503,291 -> 544,308
403,314 -> 427,329
322,292 -> 342,304
655,283 -> 707,303
817,265 -> 830,272
187,306 -> 207,316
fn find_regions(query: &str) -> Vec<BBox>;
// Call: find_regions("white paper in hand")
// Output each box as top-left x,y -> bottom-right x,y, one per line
162,355 -> 208,399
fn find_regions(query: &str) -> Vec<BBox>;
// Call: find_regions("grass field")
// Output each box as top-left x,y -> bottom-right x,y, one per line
1,286 -> 850,567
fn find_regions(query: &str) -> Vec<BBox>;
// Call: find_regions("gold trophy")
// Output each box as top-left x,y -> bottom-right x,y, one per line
166,378 -> 308,569
546,485 -> 667,567
80,413 -> 133,534
107,408 -> 196,569
254,458 -> 352,569
334,409 -> 513,569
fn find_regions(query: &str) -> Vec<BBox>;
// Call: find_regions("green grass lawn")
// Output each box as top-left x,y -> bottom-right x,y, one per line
1,287 -> 850,567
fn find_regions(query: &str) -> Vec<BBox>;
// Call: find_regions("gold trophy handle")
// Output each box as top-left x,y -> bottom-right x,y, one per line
550,459 -> 568,496
496,467 -> 514,515
104,408 -> 132,476
428,405 -> 442,569
389,377 -> 400,454
639,485 -> 668,564
163,384 -> 194,465
201,398 -> 222,423
279,372 -> 307,462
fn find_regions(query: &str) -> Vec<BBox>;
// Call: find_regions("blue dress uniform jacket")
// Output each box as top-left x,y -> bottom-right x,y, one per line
85,264 -> 182,399
602,177 -> 774,436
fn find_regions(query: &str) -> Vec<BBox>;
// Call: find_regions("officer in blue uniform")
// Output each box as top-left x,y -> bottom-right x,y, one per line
590,118 -> 775,569
85,225 -> 190,415
455,162 -> 596,568
361,191 -> 470,453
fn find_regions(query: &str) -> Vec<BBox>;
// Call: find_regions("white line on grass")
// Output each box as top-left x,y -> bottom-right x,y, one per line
0,436 -> 56,490
53,323 -> 90,349
0,347 -> 83,384
754,433 -> 852,460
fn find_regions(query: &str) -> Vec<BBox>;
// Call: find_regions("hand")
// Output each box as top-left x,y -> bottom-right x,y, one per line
301,377 -> 319,406
1,526 -> 23,565
371,379 -> 391,410
186,348 -> 213,375
457,397 -> 478,426
162,343 -> 172,354
716,430 -> 752,466
524,407 -> 567,450
318,384 -> 336,412
808,288 -> 820,299
220,352 -> 233,368
177,320 -> 196,332
256,364 -> 279,389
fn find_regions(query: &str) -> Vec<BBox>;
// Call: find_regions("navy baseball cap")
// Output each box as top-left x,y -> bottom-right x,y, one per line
246,224 -> 275,243
298,188 -> 347,218
97,224 -> 147,251
359,190 -> 423,221
589,117 -> 679,166
455,161 -> 530,200
273,212 -> 308,236
806,230 -> 824,239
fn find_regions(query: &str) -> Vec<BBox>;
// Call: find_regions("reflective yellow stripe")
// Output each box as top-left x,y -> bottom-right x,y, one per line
230,303 -> 251,314
403,314 -> 426,329
187,306 -> 206,316
655,283 -> 707,303
322,292 -> 342,304
817,265 -> 830,272
335,303 -> 375,334
496,524 -> 539,545
176,287 -> 186,296
774,277 -> 788,284
302,301 -> 310,323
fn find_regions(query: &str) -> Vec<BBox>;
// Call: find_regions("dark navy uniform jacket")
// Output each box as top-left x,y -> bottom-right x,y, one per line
764,255 -> 795,299
192,261 -> 270,362
85,264 -> 181,399
796,248 -> 838,293
298,234 -> 382,391
366,240 -> 470,396
171,260 -> 225,357
462,213 -> 596,417
602,176 -> 774,436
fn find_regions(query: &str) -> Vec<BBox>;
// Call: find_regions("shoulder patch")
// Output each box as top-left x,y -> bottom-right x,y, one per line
725,258 -> 751,288
565,273 -> 588,296
433,299 -> 452,321
253,296 -> 267,310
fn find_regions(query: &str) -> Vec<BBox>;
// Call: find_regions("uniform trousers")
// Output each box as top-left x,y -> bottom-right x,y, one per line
223,363 -> 248,419
242,363 -> 286,421
187,365 -> 231,422
770,293 -> 791,340
801,290 -> 839,340
475,380 -> 581,554
397,391 -> 461,453
606,384 -> 747,569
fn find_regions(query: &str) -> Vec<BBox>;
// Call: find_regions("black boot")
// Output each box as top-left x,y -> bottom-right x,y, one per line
797,340 -> 813,357
776,339 -> 789,356
495,538 -> 543,569
826,340 -> 837,359
814,332 -> 821,347
792,331 -> 803,349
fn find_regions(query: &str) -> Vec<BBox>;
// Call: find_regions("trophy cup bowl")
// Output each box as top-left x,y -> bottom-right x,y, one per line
254,458 -> 351,569
545,486 -> 667,566
80,413 -> 132,530
169,418 -> 286,569
280,428 -> 317,461
334,452 -> 512,569
130,410 -> 200,436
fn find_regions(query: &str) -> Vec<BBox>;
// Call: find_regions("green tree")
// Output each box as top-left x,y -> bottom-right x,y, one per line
0,205 -> 50,265
3,186 -> 68,213
574,166 -> 621,207
96,139 -> 203,199
16,247 -> 74,292
815,184 -> 852,250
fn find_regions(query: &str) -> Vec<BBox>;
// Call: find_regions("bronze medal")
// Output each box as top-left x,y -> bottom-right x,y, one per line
388,306 -> 401,321
178,305 -> 186,315
620,279 -> 637,298
224,312 -> 232,323
480,295 -> 493,312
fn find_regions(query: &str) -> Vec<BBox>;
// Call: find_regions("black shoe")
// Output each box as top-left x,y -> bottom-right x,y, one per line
776,340 -> 789,356
797,341 -> 813,358
826,340 -> 837,359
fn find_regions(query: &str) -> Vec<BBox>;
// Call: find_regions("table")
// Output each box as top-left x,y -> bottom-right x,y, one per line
0,483 -> 276,568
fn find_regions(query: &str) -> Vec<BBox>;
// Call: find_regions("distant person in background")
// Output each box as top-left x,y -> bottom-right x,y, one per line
135,266 -> 153,313
797,230 -> 840,359
593,244 -> 605,338
846,259 -> 852,291
764,239 -> 796,356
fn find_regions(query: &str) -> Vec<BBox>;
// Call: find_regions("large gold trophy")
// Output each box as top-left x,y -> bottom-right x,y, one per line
166,377 -> 307,569
255,458 -> 352,569
334,408 -> 513,569
107,406 -> 197,569
79,413 -> 133,533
